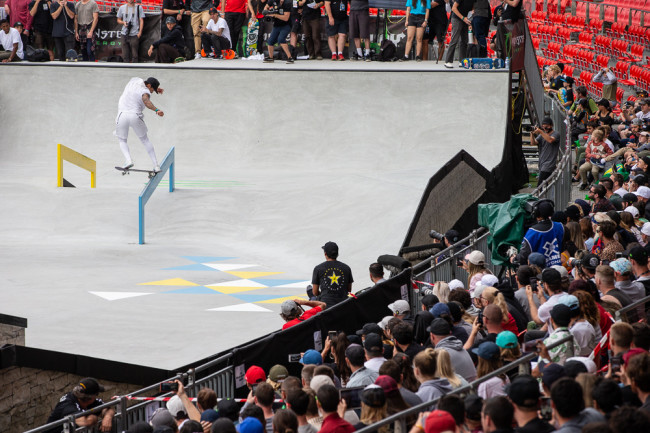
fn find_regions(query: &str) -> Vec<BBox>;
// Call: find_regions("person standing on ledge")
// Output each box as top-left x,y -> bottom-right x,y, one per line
311,242 -> 353,307
115,77 -> 164,172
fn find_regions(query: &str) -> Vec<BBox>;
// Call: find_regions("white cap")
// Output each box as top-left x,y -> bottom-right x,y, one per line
467,250 -> 486,265
642,222 -> 650,236
551,265 -> 569,279
378,315 -> 394,330
166,395 -> 186,418
387,299 -> 410,315
471,284 -> 486,299
566,356 -> 597,374
448,279 -> 465,291
635,186 -> 650,199
625,206 -> 640,218
480,274 -> 499,287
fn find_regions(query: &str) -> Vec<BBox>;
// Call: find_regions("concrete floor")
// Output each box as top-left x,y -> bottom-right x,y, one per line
0,60 -> 509,369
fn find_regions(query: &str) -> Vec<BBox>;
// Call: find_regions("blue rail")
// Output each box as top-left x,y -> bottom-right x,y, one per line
138,147 -> 175,244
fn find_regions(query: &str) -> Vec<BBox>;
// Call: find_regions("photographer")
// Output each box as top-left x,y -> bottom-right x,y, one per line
116,0 -> 144,63
262,0 -> 294,63
531,117 -> 561,185
280,298 -> 326,330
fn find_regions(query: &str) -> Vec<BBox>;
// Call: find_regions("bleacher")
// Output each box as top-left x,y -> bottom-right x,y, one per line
95,0 -> 162,13
530,0 -> 650,109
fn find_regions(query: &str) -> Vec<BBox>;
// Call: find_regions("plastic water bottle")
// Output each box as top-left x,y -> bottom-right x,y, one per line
468,27 -> 473,43
505,57 -> 511,70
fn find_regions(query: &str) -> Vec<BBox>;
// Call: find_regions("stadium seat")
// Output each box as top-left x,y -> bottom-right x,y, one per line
564,64 -> 576,77
532,38 -> 541,51
607,22 -> 626,38
587,19 -> 603,33
595,54 -> 609,69
556,27 -> 571,42
630,44 -> 644,62
630,65 -> 644,85
576,32 -> 594,49
594,35 -> 612,56
614,60 -> 636,86
627,25 -> 647,44
616,87 -> 624,104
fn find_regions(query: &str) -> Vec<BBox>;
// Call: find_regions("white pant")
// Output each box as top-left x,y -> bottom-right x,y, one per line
114,112 -> 158,167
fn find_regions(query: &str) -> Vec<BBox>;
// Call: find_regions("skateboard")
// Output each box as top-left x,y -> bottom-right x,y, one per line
115,166 -> 158,179
461,58 -> 506,69
65,49 -> 78,62
245,18 -> 259,57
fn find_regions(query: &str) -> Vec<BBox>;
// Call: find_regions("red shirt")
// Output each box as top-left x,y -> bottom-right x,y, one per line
224,0 -> 247,14
282,306 -> 322,330
503,312 -> 518,333
320,413 -> 355,433
597,303 -> 613,336
6,0 -> 34,30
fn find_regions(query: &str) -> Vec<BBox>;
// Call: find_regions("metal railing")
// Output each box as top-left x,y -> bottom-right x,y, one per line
615,293 -> 650,322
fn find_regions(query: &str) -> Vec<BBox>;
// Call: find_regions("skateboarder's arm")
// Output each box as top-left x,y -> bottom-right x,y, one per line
142,93 -> 163,116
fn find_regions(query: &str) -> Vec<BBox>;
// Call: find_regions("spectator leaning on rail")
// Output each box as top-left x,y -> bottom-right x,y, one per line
515,200 -> 564,268
280,298 -> 326,329
45,377 -> 116,433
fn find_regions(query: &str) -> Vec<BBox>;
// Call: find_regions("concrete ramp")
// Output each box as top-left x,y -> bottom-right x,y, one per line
0,62 -> 509,368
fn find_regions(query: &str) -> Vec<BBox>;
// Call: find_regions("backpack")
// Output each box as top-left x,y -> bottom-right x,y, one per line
379,39 -> 396,62
24,45 -> 50,62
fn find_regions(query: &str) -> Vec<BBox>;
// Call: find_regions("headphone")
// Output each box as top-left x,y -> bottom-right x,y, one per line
531,198 -> 555,219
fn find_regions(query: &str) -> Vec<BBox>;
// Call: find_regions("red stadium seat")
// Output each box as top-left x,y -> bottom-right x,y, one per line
588,19 -> 603,33
595,54 -> 609,69
564,65 -> 576,77
607,22 -> 626,38
630,44 -> 644,62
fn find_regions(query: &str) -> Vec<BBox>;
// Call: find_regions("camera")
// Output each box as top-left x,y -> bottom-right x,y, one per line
262,7 -> 283,15
567,257 -> 581,269
288,353 -> 301,362
429,230 -> 445,241
159,381 -> 178,392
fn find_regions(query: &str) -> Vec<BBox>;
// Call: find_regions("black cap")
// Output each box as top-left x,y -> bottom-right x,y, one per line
78,377 -> 105,395
537,200 -> 555,218
426,318 -> 451,336
539,268 -> 561,285
361,386 -> 386,408
542,117 -> 553,126
540,363 -> 566,389
580,253 -> 600,271
345,344 -> 365,365
421,294 -> 439,309
165,16 -> 176,24
565,205 -> 581,221
217,398 -> 240,419
506,375 -> 540,408
623,192 -> 638,203
356,322 -> 383,337
322,241 -> 338,257
550,304 -> 572,327
633,174 -> 648,185
629,246 -> 648,263
209,7 -> 219,13
363,333 -> 383,355
444,229 -> 460,243
144,77 -> 160,93
14,21 -> 23,27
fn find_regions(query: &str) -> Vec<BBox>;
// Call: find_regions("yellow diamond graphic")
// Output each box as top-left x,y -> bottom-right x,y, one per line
255,295 -> 308,304
139,278 -> 198,286
225,271 -> 284,279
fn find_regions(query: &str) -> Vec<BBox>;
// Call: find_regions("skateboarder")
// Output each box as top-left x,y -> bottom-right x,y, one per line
115,77 -> 164,172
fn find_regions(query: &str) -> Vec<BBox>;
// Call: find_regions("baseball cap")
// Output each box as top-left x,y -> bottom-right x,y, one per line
425,410 -> 457,433
144,77 -> 161,93
421,294 -> 439,309
309,375 -> 334,393
610,258 -> 633,274
564,360 -> 588,378
642,222 -> 650,236
633,118 -> 644,126
472,341 -> 500,360
448,279 -> 464,291
209,7 -> 219,13
542,117 -> 553,126
427,318 -> 451,336
356,322 -> 383,336
300,349 -> 323,365
633,174 -> 648,185
528,252 -> 546,268
540,268 -> 561,285
388,299 -> 410,315
636,186 -> 650,199
14,21 -> 24,27
374,375 -> 399,397
280,299 -> 300,316
149,409 -> 176,431
345,344 -> 365,365
629,246 -> 648,263
623,192 -> 639,203
166,395 -> 186,418
480,274 -> 499,287
623,348 -> 647,367
540,362 -> 566,389
537,200 -> 555,218
566,357 -> 597,373
217,398 -> 239,420
506,375 -> 540,408
78,378 -> 104,395
378,315 -> 394,330
580,253 -> 601,271
550,303 -> 572,327
551,265 -> 569,280
361,384 -> 386,408
471,284 -> 486,299
430,302 -> 451,318
467,250 -> 485,265
238,417 -> 264,433
322,241 -> 338,257
641,131 -> 650,137
445,230 -> 460,243
625,206 -> 640,217
558,293 -> 579,310
268,364 -> 288,383
495,331 -> 518,349
245,366 -> 266,385
164,16 -> 176,24
200,409 -> 219,423
363,333 -> 383,355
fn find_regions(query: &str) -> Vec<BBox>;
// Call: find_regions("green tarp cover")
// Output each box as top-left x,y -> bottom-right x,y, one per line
478,193 -> 536,266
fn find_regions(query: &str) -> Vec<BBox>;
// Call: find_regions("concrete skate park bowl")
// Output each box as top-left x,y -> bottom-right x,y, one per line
0,62 -> 510,369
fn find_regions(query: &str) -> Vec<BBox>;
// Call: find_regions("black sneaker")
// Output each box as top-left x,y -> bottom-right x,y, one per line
364,54 -> 372,62
416,56 -> 422,62
263,57 -> 274,63
399,56 -> 409,62
286,57 -> 294,64
579,183 -> 589,191
351,53 -> 362,61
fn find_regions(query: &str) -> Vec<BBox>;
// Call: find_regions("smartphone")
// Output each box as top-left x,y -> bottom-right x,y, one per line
288,353 -> 301,362
477,310 -> 484,328
530,277 -> 537,291
456,258 -> 464,267
159,381 -> 178,393
522,338 -> 544,354
339,387 -> 364,409
611,355 -> 622,374
328,331 -> 337,340
540,397 -> 552,421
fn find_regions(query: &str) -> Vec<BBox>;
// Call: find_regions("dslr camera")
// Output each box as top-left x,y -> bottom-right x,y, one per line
429,230 -> 445,241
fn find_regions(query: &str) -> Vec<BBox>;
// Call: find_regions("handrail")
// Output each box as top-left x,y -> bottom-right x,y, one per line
354,334 -> 575,433
57,143 -> 97,188
411,228 -> 488,275
139,146 -> 175,244
615,294 -> 650,321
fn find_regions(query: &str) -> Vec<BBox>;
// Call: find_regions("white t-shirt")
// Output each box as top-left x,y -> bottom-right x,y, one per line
0,27 -> 24,59
636,110 -> 650,121
117,4 -> 145,36
538,293 -> 563,330
206,17 -> 231,45
117,77 -> 151,115
570,320 -> 598,357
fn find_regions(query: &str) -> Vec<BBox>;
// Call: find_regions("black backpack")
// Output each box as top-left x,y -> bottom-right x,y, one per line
379,39 -> 396,62
24,45 -> 50,62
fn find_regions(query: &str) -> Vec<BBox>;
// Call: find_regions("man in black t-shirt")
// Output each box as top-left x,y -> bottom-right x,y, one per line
325,0 -> 347,60
311,241 -> 353,306
28,0 -> 54,59
422,0 -> 447,62
262,0 -> 294,62
299,0 -> 322,59
507,375 -> 555,433
45,377 -> 115,433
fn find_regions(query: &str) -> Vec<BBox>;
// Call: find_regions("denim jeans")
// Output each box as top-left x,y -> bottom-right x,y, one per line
471,15 -> 490,57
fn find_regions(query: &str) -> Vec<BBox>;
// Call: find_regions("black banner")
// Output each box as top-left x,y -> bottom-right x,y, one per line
95,13 -> 161,62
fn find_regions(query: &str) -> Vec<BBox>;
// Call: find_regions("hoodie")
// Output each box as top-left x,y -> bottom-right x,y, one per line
435,336 -> 477,382
416,378 -> 453,410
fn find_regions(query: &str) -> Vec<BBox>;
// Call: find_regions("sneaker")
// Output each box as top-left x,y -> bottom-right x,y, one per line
579,183 -> 589,191
332,54 -> 338,60
351,53 -> 362,61
444,62 -> 453,68
364,55 -> 372,62
154,166 -> 161,173
122,162 -> 134,170
194,53 -> 201,60
263,57 -> 274,63
458,62 -> 463,67
316,55 -> 323,60
399,56 -> 408,62
338,53 -> 345,61
416,56 -> 422,62
286,57 -> 294,64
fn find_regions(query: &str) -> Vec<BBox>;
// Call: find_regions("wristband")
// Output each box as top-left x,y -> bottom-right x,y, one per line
155,108 -> 159,112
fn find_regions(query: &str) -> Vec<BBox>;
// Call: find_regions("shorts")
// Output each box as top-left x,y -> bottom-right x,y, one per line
268,23 -> 291,45
290,13 -> 302,33
114,112 -> 148,141
34,30 -> 54,51
407,14 -> 425,28
425,19 -> 447,43
326,18 -> 349,37
349,9 -> 369,39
